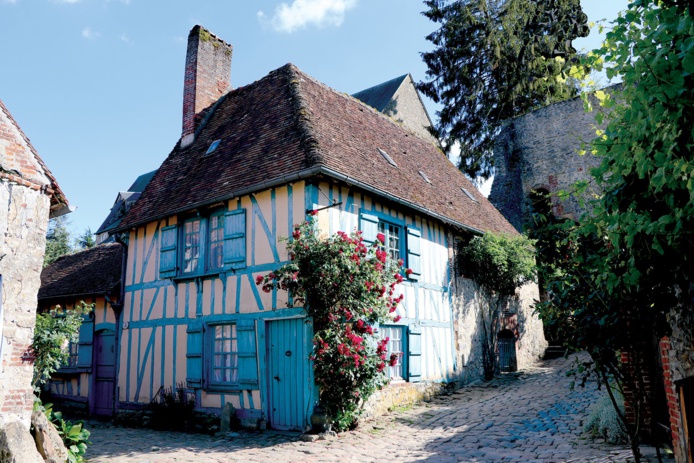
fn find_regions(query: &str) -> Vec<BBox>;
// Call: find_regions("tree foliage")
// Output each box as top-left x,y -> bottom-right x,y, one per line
257,217 -> 406,430
31,302 -> 93,392
75,227 -> 96,251
460,232 -> 536,379
44,217 -> 73,268
533,1 -> 694,459
418,0 -> 589,179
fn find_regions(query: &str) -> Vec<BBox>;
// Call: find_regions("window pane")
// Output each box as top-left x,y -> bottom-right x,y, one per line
378,222 -> 401,261
211,323 -> 239,386
208,214 -> 224,271
183,219 -> 201,273
381,326 -> 404,380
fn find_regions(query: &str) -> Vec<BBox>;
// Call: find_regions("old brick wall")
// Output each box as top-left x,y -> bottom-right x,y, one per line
489,93 -> 606,232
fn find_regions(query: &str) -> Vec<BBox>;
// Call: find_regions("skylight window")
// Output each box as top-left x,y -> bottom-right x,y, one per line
205,139 -> 221,155
418,171 -> 432,184
461,187 -> 479,203
377,148 -> 397,167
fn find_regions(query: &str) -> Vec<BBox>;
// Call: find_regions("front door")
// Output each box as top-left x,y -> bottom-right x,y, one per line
266,318 -> 309,430
93,329 -> 116,416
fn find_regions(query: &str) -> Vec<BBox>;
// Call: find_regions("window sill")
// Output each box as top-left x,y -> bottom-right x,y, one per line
55,367 -> 91,375
205,383 -> 258,393
171,270 -> 227,283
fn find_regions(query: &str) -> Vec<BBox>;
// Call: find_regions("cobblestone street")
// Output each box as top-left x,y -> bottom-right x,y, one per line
86,355 -> 664,463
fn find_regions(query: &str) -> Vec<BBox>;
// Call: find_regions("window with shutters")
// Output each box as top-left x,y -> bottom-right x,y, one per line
159,208 -> 246,279
208,323 -> 239,387
188,319 -> 259,392
360,212 -> 421,281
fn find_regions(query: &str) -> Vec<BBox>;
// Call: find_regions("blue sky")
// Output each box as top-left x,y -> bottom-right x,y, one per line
0,0 -> 627,238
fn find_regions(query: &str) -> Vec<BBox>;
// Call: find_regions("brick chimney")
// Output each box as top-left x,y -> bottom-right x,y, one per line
181,25 -> 232,148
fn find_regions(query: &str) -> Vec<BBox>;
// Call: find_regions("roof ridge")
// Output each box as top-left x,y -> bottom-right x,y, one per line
284,64 -> 324,167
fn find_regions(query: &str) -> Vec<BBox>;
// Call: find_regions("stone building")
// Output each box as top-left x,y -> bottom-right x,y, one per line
489,89 -> 694,462
0,98 -> 69,460
489,92 -> 605,232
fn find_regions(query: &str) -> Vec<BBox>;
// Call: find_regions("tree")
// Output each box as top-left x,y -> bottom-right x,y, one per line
75,227 -> 96,250
459,232 -> 536,379
534,1 -> 694,460
44,217 -> 73,267
418,0 -> 589,179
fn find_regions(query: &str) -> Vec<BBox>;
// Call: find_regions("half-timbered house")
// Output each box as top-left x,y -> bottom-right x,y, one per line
107,26 -> 545,431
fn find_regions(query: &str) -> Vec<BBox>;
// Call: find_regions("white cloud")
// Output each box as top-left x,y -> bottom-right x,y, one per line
119,33 -> 132,45
82,27 -> 100,39
53,0 -> 82,3
258,0 -> 357,33
2,0 -> 19,5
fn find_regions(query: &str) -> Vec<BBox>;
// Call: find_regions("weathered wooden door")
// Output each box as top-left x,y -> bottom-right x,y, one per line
93,329 -> 116,416
266,318 -> 308,431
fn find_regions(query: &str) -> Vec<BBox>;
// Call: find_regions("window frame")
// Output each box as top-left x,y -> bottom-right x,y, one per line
205,321 -> 240,391
378,220 -> 404,263
360,211 -> 421,280
164,207 -> 246,280
380,324 -> 407,381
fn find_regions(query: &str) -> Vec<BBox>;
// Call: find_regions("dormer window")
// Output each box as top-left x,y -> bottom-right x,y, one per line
418,171 -> 432,184
205,139 -> 221,155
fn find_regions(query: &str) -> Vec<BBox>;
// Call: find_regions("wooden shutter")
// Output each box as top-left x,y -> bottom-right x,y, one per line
76,314 -> 94,368
159,225 -> 178,278
360,213 -> 379,244
408,325 -> 422,382
237,319 -> 259,389
186,319 -> 204,389
406,226 -> 421,281
224,209 -> 246,271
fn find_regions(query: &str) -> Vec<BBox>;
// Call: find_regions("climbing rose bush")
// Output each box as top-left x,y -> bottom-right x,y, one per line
256,216 -> 406,430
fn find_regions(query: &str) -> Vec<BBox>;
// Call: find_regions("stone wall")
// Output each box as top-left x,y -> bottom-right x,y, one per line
0,181 -> 50,429
451,277 -> 547,384
489,92 -> 609,232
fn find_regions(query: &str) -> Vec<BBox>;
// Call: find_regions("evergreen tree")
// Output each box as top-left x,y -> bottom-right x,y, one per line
75,227 -> 96,250
44,217 -> 73,267
418,0 -> 589,179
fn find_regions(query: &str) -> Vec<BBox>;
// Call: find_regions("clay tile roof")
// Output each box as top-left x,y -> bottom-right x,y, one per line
0,98 -> 68,210
117,64 -> 517,236
38,242 -> 123,300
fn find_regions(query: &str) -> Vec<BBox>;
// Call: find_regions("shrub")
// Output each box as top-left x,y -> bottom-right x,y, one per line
584,390 -> 628,444
147,382 -> 196,432
39,402 -> 91,463
257,216 -> 406,430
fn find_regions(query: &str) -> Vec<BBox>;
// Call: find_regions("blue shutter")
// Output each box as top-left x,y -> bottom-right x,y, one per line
406,226 -> 421,280
159,225 -> 178,278
224,209 -> 246,271
186,319 -> 204,389
408,325 -> 422,382
76,314 -> 94,368
360,213 -> 379,244
237,319 -> 259,389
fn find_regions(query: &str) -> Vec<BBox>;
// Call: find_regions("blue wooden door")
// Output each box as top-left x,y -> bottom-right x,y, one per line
266,318 -> 308,431
94,329 -> 116,415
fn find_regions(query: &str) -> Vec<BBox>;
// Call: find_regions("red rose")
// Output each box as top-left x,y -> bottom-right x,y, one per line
405,268 -> 413,276
255,275 -> 264,285
376,232 -> 386,244
393,315 -> 402,322
311,209 -> 318,216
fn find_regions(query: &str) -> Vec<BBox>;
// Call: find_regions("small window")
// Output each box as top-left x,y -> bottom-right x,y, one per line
461,187 -> 479,203
381,325 -> 406,380
67,341 -> 79,367
209,324 -> 239,387
418,171 -> 432,184
377,148 -> 397,167
378,221 -> 402,261
205,139 -> 221,155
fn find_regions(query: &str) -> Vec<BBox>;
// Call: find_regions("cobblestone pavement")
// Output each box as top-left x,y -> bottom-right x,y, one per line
86,355 -> 667,463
